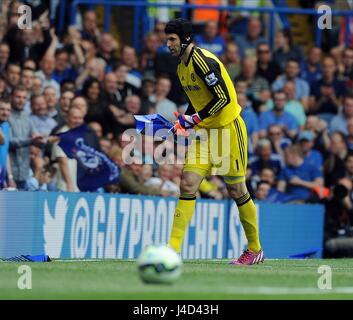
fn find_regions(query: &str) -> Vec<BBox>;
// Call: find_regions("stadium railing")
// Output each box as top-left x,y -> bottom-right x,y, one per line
60,0 -> 353,50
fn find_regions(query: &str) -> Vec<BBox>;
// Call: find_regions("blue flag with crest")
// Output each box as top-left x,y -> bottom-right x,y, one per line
57,124 -> 119,191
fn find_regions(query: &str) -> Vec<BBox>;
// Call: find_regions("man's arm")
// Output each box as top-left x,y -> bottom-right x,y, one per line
57,157 -> 75,192
191,49 -> 230,120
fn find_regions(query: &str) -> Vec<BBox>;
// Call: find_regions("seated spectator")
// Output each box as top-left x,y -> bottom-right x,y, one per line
301,46 -> 323,86
272,59 -> 310,110
278,144 -> 323,202
29,94 -> 57,136
140,32 -> 159,78
309,56 -> 347,122
267,124 -> 291,159
220,42 -> 241,80
267,80 -> 307,126
238,92 -> 258,155
20,68 -> 35,95
256,43 -> 282,85
140,76 -> 156,115
272,29 -> 304,71
297,130 -> 323,170
304,115 -> 330,156
194,21 -> 226,57
235,56 -> 270,108
5,63 -> 21,95
76,57 -> 107,90
149,75 -> 177,122
249,138 -> 284,177
338,47 -> 353,93
324,131 -> 349,187
145,164 -> 180,197
259,90 -> 299,139
330,94 -> 353,135
120,45 -> 143,89
233,17 -> 267,58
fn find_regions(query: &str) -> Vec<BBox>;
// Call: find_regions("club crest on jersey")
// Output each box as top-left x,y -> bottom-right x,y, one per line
191,73 -> 196,82
205,72 -> 218,86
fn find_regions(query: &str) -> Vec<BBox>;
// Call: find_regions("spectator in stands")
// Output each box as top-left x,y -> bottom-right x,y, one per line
113,62 -> 139,104
272,29 -> 304,71
346,118 -> 353,150
43,86 -> 59,118
99,137 -> 112,155
235,56 -> 270,108
101,72 -> 120,107
75,57 -> 107,90
238,92 -> 258,155
324,131 -> 349,187
330,94 -> 353,135
278,144 -> 323,203
23,58 -> 37,72
5,63 -> 21,94
145,164 -> 180,197
256,43 -> 282,85
35,55 -> 60,97
26,163 -> 54,191
254,180 -> 271,201
0,76 -> 6,99
267,80 -> 307,126
88,121 -> 103,139
249,138 -> 284,177
154,21 -> 168,53
20,68 -> 35,95
297,130 -> 324,170
304,115 -> 330,156
81,77 -> 116,137
51,106 -> 85,192
149,75 -> 177,122
338,48 -> 353,93
29,94 -> 57,136
234,17 -> 267,58
0,42 -> 10,76
121,45 -> 142,89
259,90 -> 299,139
70,96 -> 88,117
52,48 -> 78,85
9,86 -> 45,190
140,76 -> 156,115
272,59 -> 310,110
4,21 -> 52,64
301,46 -> 323,86
140,32 -> 160,78
194,21 -> 226,57
54,90 -> 74,126
267,124 -> 291,160
32,76 -> 43,95
0,99 -> 14,189
309,56 -> 347,122
80,10 -> 101,42
220,42 -> 241,80
97,32 -> 119,68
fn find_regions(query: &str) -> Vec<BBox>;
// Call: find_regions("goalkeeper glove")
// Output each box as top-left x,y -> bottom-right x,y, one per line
174,111 -> 201,130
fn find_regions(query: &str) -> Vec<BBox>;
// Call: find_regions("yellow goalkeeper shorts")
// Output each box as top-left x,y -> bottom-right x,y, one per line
183,115 -> 248,184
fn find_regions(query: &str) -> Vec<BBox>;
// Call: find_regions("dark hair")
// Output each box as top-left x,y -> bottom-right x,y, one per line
280,28 -> 293,48
81,78 -> 101,98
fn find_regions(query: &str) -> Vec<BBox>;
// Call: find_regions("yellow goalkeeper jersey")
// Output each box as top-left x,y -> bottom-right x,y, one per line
177,46 -> 241,128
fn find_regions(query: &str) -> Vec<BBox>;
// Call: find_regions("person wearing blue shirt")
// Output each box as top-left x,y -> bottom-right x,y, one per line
297,130 -> 324,170
194,21 -> 226,58
259,90 -> 299,139
278,144 -> 324,202
300,47 -> 322,86
0,100 -> 12,188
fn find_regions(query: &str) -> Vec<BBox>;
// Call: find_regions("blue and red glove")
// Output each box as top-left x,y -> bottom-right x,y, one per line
174,112 -> 201,129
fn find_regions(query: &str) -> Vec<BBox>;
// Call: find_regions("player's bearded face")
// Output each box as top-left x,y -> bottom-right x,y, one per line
166,34 -> 181,56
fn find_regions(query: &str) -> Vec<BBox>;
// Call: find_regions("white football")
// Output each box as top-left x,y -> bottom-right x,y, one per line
137,245 -> 182,284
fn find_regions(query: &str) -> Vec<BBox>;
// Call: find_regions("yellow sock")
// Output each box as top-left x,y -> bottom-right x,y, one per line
168,195 -> 196,253
236,192 -> 261,253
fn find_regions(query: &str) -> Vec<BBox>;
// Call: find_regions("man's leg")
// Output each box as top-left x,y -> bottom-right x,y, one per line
226,180 -> 264,264
168,171 -> 204,253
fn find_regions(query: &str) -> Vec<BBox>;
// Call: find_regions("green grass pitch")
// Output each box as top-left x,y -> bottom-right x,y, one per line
1,259 -> 353,300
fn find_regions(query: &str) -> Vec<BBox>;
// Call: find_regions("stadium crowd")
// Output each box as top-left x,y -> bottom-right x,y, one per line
0,0 -> 352,229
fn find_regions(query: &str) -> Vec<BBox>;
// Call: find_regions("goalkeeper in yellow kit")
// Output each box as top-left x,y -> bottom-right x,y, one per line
165,18 -> 264,265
